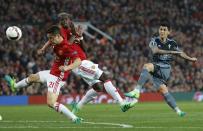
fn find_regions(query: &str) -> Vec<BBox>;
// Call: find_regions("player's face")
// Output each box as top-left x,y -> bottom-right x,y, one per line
47,34 -> 62,45
159,26 -> 170,39
61,18 -> 71,28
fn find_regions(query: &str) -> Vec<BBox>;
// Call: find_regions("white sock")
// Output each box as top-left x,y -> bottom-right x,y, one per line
175,107 -> 181,114
134,85 -> 142,91
15,78 -> 29,88
54,102 -> 77,121
103,81 -> 124,105
77,88 -> 98,109
133,87 -> 140,93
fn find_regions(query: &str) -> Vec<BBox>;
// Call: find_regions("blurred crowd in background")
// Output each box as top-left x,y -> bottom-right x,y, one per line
0,0 -> 202,95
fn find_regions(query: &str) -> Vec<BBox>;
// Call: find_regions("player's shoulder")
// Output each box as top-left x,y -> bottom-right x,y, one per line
167,38 -> 178,45
149,36 -> 159,47
150,36 -> 158,42
150,36 -> 160,45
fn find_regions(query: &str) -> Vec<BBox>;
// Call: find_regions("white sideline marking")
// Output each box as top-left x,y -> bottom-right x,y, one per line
83,121 -> 133,128
0,120 -> 133,128
1,120 -> 203,129
0,126 -> 203,129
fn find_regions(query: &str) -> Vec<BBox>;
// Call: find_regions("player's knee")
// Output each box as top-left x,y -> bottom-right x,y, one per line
28,74 -> 39,83
159,85 -> 168,94
99,73 -> 109,82
47,98 -> 56,108
92,82 -> 103,92
143,63 -> 154,72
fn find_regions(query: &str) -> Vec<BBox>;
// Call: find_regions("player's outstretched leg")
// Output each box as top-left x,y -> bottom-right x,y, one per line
4,73 -> 40,92
72,88 -> 98,114
47,92 -> 83,124
125,65 -> 151,98
98,72 -> 137,112
53,102 -> 83,124
163,92 -> 186,117
160,85 -> 186,117
103,80 -> 136,112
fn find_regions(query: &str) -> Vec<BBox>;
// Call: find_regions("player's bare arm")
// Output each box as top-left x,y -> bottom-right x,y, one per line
74,25 -> 87,51
37,41 -> 51,55
69,24 -> 84,43
179,52 -> 197,62
69,21 -> 77,35
59,58 -> 82,72
151,46 -> 182,54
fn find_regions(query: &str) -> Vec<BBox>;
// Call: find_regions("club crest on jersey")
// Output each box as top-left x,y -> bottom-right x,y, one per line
72,51 -> 78,55
168,44 -> 171,49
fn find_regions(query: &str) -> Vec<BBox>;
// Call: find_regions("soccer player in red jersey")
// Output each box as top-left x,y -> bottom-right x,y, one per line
5,25 -> 83,124
38,13 -> 136,113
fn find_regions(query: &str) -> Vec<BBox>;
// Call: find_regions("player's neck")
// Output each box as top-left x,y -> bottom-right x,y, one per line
160,37 -> 167,43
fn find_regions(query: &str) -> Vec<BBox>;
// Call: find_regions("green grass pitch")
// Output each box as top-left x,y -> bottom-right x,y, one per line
0,102 -> 203,131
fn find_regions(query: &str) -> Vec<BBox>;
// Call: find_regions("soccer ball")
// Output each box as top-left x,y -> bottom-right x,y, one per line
6,26 -> 22,41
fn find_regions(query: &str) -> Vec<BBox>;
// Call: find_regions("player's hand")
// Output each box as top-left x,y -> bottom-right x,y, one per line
76,25 -> 83,36
37,48 -> 45,55
69,21 -> 76,34
190,57 -> 197,62
59,66 -> 70,72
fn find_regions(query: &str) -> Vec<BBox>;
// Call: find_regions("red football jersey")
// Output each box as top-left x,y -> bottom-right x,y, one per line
50,38 -> 80,81
60,27 -> 87,60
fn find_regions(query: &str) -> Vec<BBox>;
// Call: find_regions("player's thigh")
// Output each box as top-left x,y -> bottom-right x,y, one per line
46,74 -> 66,95
152,64 -> 171,82
83,77 -> 101,86
47,91 -> 59,106
152,75 -> 171,92
72,60 -> 103,80
27,73 -> 40,83
37,70 -> 50,83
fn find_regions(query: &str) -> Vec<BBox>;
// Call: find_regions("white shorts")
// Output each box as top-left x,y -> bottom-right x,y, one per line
72,60 -> 103,86
38,70 -> 66,95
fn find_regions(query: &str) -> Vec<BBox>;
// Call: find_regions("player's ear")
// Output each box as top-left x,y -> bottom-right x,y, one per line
168,28 -> 171,35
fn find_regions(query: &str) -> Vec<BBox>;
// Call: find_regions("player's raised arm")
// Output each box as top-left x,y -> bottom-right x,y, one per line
69,21 -> 77,35
169,41 -> 197,62
59,58 -> 82,72
149,39 -> 182,55
37,41 -> 51,55
75,25 -> 87,52
179,52 -> 197,62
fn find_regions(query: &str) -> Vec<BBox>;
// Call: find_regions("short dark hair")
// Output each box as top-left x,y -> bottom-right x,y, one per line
46,25 -> 60,35
58,12 -> 72,21
160,19 -> 171,30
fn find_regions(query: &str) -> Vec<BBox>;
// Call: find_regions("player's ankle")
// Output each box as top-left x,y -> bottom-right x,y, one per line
175,107 -> 181,114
